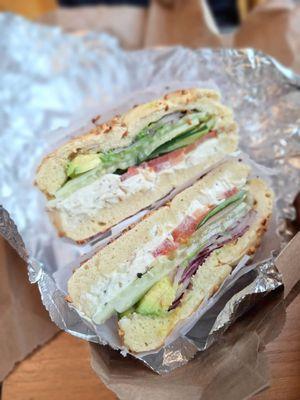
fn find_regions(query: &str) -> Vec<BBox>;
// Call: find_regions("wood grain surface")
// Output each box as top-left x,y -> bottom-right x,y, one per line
2,294 -> 300,400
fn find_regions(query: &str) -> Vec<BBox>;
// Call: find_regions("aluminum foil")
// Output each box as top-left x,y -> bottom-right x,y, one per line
1,14 -> 300,373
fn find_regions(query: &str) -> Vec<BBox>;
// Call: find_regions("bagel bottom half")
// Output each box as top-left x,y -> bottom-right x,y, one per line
118,179 -> 273,353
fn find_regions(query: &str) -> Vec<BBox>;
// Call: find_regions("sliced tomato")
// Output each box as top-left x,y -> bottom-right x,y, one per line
224,187 -> 238,198
147,153 -> 172,172
172,215 -> 198,244
121,130 -> 218,180
206,130 -> 217,139
192,208 -> 211,224
166,147 -> 187,163
147,147 -> 190,172
120,166 -> 139,181
183,130 -> 218,154
152,238 -> 178,258
153,213 -> 209,257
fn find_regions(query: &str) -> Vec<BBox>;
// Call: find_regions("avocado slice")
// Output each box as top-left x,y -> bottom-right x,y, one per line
92,258 -> 175,324
135,276 -> 177,317
67,154 -> 101,178
118,306 -> 136,319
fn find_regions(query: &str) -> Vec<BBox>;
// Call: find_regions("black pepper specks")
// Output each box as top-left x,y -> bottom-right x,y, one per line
137,273 -> 143,278
92,115 -> 101,124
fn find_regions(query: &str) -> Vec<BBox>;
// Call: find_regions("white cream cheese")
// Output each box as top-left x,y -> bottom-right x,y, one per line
187,167 -> 246,215
121,169 -> 156,194
49,138 -> 222,219
171,137 -> 220,172
84,224 -> 174,306
186,138 -> 219,166
49,168 -> 157,218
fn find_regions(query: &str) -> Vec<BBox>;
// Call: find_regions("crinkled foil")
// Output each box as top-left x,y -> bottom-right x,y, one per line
0,14 -> 299,373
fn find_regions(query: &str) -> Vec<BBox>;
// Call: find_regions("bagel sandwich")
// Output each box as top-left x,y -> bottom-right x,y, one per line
67,160 -> 273,352
36,88 -> 238,242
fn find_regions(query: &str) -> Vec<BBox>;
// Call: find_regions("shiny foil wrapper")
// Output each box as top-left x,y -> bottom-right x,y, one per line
1,14 -> 299,373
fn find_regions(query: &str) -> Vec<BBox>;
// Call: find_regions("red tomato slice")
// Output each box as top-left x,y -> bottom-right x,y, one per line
166,147 -> 186,162
224,187 -> 238,198
121,130 -> 218,180
192,208 -> 211,224
206,130 -> 217,139
182,130 -> 218,154
172,216 -> 198,244
147,147 -> 189,172
147,153 -> 172,172
152,238 -> 178,258
120,166 -> 139,181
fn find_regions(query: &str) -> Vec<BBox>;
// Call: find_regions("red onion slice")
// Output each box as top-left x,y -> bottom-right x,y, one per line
169,210 -> 256,310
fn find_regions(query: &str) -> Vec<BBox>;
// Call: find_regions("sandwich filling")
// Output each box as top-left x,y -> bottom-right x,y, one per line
53,111 -> 219,201
78,170 -> 255,325
49,133 -> 223,220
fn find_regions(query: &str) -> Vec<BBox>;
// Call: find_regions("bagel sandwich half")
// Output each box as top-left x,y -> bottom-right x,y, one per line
36,88 -> 238,242
67,160 -> 273,352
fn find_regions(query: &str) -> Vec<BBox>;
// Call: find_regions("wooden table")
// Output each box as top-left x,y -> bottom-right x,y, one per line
2,294 -> 300,400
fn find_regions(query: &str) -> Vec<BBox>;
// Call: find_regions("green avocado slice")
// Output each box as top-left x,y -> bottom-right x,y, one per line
135,276 -> 177,317
92,258 -> 175,324
67,154 -> 102,178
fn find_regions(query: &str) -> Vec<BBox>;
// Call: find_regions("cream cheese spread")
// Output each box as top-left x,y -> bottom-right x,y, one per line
83,225 -> 174,307
187,168 -> 247,215
49,137 -> 221,219
49,168 -> 156,218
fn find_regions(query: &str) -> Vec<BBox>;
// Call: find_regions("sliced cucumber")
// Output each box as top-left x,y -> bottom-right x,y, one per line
56,112 -> 213,198
92,302 -> 115,325
147,124 -> 210,158
92,258 -> 174,324
197,190 -> 246,229
112,259 -> 175,314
